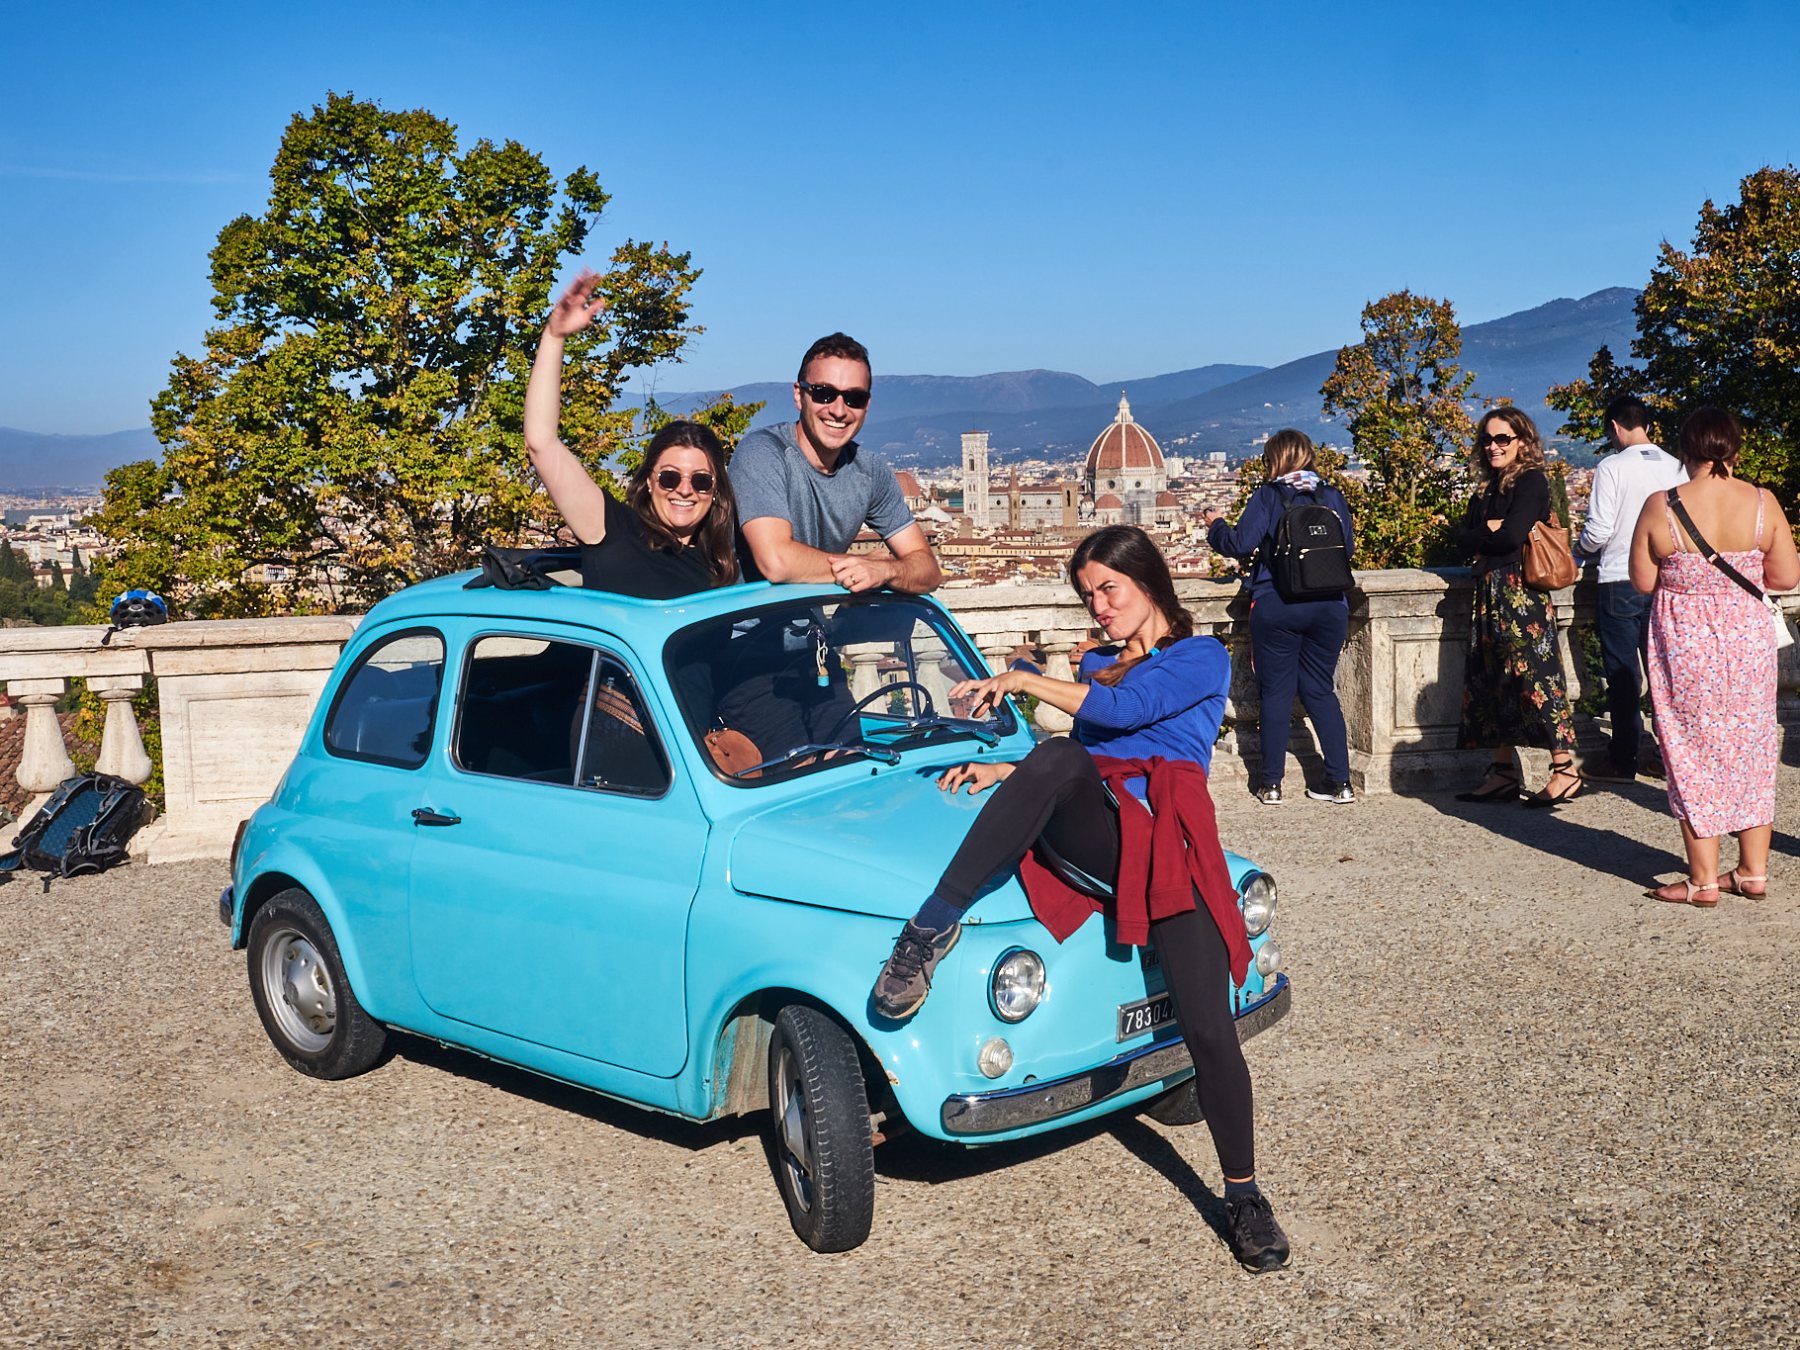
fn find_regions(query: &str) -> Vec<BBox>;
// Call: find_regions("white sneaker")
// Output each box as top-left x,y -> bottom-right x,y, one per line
1306,782 -> 1355,804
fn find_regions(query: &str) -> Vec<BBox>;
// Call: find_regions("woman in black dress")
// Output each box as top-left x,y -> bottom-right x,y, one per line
524,271 -> 739,597
1454,407 -> 1579,806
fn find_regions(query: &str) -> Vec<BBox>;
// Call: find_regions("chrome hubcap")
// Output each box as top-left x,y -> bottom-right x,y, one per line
261,926 -> 336,1054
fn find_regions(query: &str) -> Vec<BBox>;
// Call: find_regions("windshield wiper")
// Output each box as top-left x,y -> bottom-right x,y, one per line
726,739 -> 902,780
881,715 -> 1002,749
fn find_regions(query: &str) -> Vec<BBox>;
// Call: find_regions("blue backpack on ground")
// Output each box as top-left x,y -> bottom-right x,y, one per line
0,773 -> 151,891
1266,485 -> 1353,603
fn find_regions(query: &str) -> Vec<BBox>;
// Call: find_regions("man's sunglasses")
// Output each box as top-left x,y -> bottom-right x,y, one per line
654,468 -> 715,494
797,379 -> 871,410
1478,432 -> 1521,449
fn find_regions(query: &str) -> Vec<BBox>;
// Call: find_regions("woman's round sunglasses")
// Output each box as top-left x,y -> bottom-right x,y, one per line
654,468 -> 715,494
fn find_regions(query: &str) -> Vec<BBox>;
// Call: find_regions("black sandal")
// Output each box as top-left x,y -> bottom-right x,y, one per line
1455,763 -> 1522,803
1525,759 -> 1582,809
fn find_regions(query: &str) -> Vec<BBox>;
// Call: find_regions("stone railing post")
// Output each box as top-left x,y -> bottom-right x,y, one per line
9,678 -> 77,818
89,675 -> 154,785
1033,645 -> 1076,735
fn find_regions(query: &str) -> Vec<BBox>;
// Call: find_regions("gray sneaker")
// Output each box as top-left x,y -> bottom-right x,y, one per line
1305,782 -> 1354,804
1257,784 -> 1283,805
872,919 -> 961,1020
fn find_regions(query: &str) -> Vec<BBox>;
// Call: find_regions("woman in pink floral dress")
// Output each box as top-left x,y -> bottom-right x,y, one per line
1628,408 -> 1799,905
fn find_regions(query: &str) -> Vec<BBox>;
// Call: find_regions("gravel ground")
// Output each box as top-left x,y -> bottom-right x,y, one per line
3,770 -> 1798,1349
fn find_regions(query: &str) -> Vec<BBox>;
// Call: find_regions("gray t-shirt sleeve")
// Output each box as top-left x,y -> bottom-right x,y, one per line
862,458 -> 916,541
729,430 -> 791,526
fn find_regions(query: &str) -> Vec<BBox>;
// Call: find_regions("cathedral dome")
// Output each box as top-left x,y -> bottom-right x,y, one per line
1084,394 -> 1166,481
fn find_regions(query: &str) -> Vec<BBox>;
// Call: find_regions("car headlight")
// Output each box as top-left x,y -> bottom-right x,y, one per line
1240,872 -> 1277,937
990,948 -> 1046,1023
1255,936 -> 1282,978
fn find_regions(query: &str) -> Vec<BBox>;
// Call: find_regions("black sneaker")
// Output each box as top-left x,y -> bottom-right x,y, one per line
1256,784 -> 1283,806
1305,782 -> 1354,804
1225,1192 -> 1290,1272
871,919 -> 961,1020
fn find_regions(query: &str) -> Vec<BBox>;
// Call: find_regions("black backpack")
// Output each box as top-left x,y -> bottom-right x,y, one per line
0,773 -> 151,890
1265,485 -> 1353,602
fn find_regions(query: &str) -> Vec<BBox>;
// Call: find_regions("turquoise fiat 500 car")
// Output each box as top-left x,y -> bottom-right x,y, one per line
221,572 -> 1289,1252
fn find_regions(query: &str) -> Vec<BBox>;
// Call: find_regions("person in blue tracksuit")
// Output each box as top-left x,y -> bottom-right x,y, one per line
1204,429 -> 1355,805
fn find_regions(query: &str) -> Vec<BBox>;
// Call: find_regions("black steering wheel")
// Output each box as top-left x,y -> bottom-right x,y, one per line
824,680 -> 938,742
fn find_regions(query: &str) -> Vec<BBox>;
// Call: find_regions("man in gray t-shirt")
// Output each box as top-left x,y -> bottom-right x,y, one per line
719,333 -> 941,759
732,332 -> 941,594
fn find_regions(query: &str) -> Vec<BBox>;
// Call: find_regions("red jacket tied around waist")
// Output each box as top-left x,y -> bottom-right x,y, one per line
1016,754 -> 1252,987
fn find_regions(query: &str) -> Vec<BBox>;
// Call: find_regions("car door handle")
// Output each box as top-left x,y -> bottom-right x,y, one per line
411,808 -> 461,827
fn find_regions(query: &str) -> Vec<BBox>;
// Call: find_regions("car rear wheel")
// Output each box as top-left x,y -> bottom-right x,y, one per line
765,1005 -> 876,1252
246,888 -> 388,1080
1143,1078 -> 1205,1126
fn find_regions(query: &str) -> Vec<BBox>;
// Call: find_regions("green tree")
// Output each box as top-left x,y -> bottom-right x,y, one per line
1553,166 -> 1800,508
0,540 -> 29,584
1320,290 -> 1476,566
1635,165 -> 1800,504
96,92 -> 714,616
1545,344 -> 1656,448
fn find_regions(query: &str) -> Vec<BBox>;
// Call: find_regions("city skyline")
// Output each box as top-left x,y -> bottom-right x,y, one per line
4,1 -> 1798,435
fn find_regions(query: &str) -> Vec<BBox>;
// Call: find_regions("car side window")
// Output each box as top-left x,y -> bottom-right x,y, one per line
323,629 -> 445,769
456,635 -> 668,796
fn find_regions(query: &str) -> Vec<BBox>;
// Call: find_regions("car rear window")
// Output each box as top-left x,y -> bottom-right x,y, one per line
454,634 -> 668,796
323,629 -> 445,769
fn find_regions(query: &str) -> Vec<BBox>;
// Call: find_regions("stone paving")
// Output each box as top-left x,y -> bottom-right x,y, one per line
3,769 -> 1797,1348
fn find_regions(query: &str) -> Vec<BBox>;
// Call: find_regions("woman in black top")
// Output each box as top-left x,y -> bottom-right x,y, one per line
524,271 -> 739,598
1454,407 -> 1579,805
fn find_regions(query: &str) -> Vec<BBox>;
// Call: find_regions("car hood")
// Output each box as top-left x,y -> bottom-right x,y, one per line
725,768 -> 1037,923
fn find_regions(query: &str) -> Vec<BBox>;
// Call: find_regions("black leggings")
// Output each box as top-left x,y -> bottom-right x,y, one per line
937,737 -> 1257,1178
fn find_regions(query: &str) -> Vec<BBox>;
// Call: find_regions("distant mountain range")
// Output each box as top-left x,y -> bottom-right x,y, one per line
0,426 -> 161,495
0,288 -> 1641,491
654,287 -> 1642,470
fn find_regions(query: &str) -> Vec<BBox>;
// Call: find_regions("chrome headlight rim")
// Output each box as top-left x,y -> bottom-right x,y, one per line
989,947 -> 1047,1024
1239,870 -> 1277,937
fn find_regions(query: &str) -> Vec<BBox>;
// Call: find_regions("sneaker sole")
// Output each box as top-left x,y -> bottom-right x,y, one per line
1304,792 -> 1354,804
873,925 -> 960,1021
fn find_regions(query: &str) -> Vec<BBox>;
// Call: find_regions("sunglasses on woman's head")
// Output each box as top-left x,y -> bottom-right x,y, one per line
655,468 -> 715,494
797,379 -> 871,410
1479,432 -> 1520,449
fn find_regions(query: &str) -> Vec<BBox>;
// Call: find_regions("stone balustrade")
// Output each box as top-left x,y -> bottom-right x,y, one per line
3,574 -> 1798,862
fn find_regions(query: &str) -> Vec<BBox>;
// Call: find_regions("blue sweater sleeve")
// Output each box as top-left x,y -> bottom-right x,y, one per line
1207,485 -> 1281,561
1077,636 -> 1231,732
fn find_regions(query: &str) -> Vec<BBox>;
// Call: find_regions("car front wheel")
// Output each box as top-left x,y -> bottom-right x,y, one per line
765,1005 -> 876,1252
246,888 -> 388,1080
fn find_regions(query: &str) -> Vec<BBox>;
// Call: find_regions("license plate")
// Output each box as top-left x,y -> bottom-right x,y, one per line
1116,993 -> 1176,1042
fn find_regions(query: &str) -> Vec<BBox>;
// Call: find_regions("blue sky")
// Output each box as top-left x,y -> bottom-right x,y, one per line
3,0 -> 1796,434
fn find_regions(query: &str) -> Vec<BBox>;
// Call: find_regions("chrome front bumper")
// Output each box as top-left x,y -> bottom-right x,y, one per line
940,975 -> 1291,1137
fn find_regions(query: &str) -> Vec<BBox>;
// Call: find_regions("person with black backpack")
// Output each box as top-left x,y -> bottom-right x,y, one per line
1205,429 -> 1356,805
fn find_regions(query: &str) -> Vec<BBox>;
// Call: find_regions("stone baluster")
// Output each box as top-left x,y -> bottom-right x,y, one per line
843,646 -> 883,701
9,678 -> 77,819
89,675 -> 154,786
1032,644 -> 1077,735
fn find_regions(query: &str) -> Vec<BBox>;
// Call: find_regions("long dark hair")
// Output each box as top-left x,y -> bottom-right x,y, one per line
1067,525 -> 1194,687
625,421 -> 739,586
1473,406 -> 1546,494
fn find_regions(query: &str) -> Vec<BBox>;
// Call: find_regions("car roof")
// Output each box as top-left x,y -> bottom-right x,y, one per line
358,572 -> 873,645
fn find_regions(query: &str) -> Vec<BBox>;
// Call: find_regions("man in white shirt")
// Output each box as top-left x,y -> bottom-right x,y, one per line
1575,395 -> 1685,779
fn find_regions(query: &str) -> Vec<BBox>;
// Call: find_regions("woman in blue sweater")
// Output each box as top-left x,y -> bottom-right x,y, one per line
1204,430 -> 1355,805
869,525 -> 1290,1273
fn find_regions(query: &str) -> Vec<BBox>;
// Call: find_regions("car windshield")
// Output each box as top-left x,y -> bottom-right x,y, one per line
665,593 -> 1017,784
